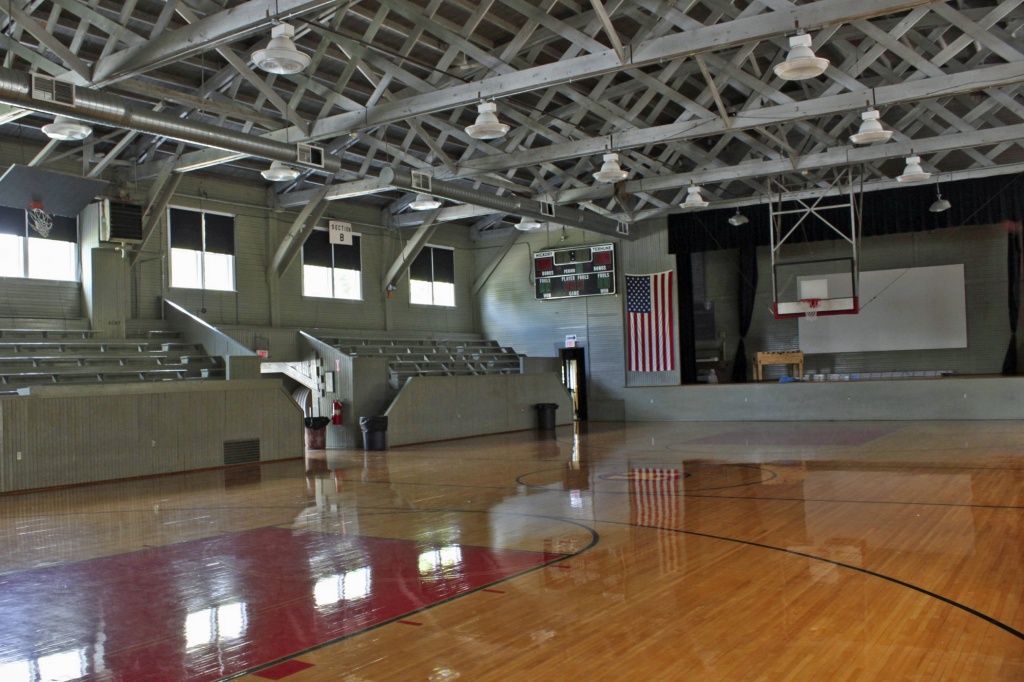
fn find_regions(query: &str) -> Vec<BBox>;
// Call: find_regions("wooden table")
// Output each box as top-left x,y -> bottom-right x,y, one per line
754,350 -> 804,380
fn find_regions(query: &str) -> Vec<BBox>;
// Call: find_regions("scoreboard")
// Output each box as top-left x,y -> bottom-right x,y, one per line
534,244 -> 616,300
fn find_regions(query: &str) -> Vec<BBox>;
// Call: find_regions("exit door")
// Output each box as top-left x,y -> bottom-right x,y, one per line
559,347 -> 588,421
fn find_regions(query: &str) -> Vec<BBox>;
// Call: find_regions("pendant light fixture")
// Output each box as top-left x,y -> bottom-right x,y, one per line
929,185 -> 951,213
897,156 -> 930,183
465,102 -> 510,140
728,209 -> 749,226
515,217 -> 543,231
253,23 -> 310,75
409,193 -> 443,211
592,153 -> 629,183
41,115 -> 92,141
849,109 -> 893,144
261,160 -> 300,182
680,186 -> 709,210
774,33 -> 829,81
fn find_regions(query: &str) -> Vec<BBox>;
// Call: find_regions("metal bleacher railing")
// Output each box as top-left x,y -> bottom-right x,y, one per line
0,327 -> 225,394
316,336 -> 523,390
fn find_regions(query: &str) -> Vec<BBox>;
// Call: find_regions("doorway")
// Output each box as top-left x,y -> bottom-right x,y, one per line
559,347 -> 588,421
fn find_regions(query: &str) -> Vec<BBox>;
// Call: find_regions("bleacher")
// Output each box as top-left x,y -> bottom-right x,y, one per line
0,326 -> 224,394
315,335 -> 522,390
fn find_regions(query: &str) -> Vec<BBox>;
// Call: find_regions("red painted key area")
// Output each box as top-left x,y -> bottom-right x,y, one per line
0,527 -> 560,682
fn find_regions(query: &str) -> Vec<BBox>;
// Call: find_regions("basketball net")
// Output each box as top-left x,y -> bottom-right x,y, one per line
28,202 -> 52,238
800,298 -> 822,320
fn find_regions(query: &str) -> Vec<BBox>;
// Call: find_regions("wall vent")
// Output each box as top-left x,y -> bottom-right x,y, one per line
223,439 -> 261,466
410,170 -> 432,192
31,74 -> 75,105
296,143 -> 324,167
101,200 -> 144,243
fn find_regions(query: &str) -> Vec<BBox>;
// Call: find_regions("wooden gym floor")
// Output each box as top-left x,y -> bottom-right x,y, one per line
0,420 -> 1022,681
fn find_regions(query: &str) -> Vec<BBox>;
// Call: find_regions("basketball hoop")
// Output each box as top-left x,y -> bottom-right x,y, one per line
800,298 -> 822,319
28,201 -> 52,238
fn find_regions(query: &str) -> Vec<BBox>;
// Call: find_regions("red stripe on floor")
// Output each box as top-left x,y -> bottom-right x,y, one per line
398,620 -> 423,626
0,527 -> 561,682
253,659 -> 315,680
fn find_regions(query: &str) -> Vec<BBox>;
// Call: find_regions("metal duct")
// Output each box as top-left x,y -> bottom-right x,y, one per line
380,168 -> 635,240
0,68 -> 340,173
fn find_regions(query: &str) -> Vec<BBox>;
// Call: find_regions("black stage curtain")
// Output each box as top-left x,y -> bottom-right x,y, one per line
668,174 -> 1024,255
732,245 -> 758,383
1003,230 -> 1022,376
675,254 -> 697,384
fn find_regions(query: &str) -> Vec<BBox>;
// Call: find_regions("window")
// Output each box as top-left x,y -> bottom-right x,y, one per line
169,207 -> 235,291
0,206 -> 78,281
302,230 -> 362,300
409,245 -> 455,306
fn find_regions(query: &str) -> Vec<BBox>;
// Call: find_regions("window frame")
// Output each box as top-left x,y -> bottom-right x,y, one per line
409,244 -> 456,307
300,227 -> 363,301
167,206 -> 236,292
0,206 -> 80,283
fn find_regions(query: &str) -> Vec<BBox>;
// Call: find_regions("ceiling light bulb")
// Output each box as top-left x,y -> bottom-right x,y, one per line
897,156 -> 931,183
930,192 -> 951,213
516,217 -> 543,231
41,115 -> 92,141
592,153 -> 629,183
409,193 -> 443,211
261,160 -> 300,182
728,210 -> 749,226
253,23 -> 310,75
774,33 -> 829,80
849,108 -> 893,144
465,102 -> 510,140
680,186 -> 709,210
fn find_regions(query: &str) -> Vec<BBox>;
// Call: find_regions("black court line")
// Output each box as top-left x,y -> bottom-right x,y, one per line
597,517 -> 1024,643
514,463 -> 778,492
685,491 -> 1024,511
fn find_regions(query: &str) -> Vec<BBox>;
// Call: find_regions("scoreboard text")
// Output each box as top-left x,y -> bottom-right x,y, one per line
534,244 -> 616,300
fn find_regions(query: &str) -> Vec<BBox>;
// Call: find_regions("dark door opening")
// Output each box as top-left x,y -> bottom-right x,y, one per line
559,347 -> 588,421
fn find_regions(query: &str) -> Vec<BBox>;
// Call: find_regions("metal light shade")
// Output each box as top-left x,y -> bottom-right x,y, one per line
515,217 -> 543,231
680,186 -> 709,210
592,153 -> 629,183
728,210 -> 749,226
930,193 -> 951,213
465,102 -> 510,140
849,109 -> 893,144
261,160 -> 300,182
409,193 -> 443,211
774,33 -> 829,80
42,116 -> 92,141
897,156 -> 931,183
253,24 -> 310,75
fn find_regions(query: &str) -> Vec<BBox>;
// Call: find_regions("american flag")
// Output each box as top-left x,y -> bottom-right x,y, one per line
626,271 -> 675,372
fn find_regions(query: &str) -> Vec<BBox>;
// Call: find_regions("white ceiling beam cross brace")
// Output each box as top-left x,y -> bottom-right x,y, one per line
466,62 -> 1024,177
91,0 -> 340,86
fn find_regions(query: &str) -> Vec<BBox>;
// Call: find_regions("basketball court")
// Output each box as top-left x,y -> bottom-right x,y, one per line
0,420 -> 1021,681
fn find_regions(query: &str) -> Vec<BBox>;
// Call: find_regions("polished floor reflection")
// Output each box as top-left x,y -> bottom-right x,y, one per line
0,421 -> 1022,681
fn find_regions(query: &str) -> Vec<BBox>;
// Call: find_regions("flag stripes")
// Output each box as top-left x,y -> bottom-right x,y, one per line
625,271 -> 675,372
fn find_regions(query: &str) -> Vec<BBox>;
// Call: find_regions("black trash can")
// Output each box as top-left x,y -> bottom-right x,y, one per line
534,403 -> 558,430
359,416 -> 388,451
303,416 -> 331,450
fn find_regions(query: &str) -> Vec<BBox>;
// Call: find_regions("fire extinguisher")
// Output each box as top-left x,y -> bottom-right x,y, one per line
332,400 -> 343,425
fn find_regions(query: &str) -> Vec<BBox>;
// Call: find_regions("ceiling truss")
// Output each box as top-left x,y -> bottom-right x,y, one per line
0,0 -> 1021,239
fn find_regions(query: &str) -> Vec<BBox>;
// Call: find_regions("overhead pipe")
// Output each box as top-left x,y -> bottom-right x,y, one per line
0,67 -> 340,173
379,168 -> 634,240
